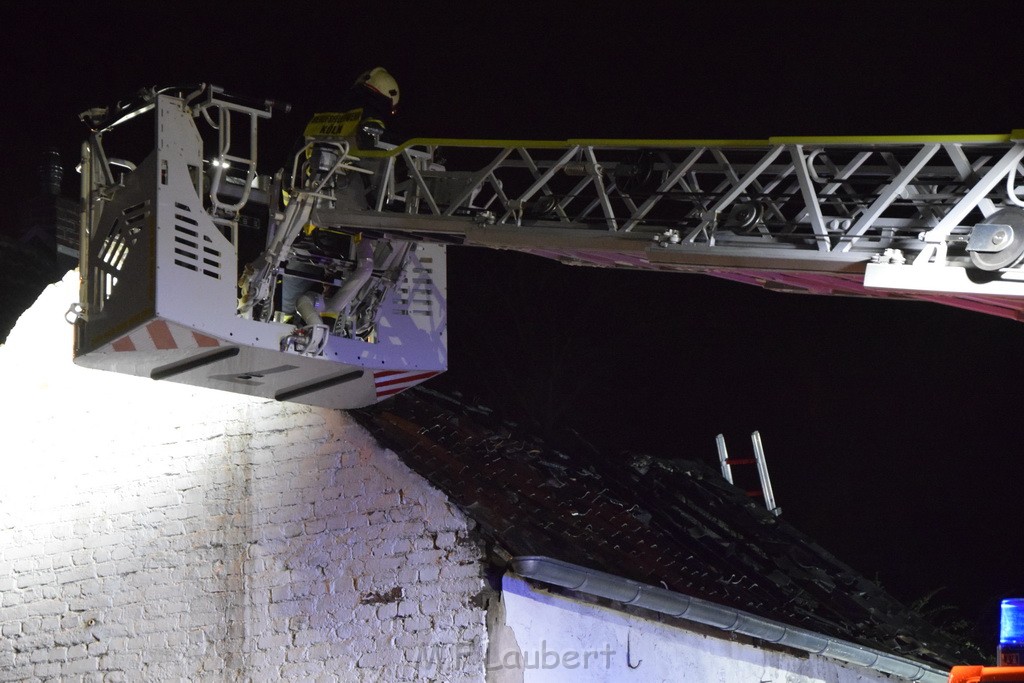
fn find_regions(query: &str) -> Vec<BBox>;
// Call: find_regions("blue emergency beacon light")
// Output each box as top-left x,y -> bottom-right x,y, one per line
948,598 -> 1024,681
1000,599 -> 1024,666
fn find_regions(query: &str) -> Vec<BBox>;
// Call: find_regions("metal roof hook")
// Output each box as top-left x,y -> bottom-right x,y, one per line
715,431 -> 781,516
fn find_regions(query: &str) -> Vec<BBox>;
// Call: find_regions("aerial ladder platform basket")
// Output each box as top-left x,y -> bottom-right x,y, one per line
73,86 -> 444,408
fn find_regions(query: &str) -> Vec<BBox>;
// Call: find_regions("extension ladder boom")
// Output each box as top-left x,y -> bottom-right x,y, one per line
318,131 -> 1024,321
70,85 -> 1024,411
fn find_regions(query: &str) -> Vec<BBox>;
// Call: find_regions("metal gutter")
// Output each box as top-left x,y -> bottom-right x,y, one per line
511,556 -> 948,683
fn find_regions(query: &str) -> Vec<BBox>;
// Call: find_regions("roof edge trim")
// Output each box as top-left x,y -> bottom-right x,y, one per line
510,555 -> 946,683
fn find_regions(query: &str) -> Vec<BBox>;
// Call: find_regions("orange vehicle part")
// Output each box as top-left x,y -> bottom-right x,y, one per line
949,665 -> 1024,682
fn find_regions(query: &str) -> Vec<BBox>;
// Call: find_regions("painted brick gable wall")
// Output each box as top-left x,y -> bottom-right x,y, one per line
0,273 -> 488,682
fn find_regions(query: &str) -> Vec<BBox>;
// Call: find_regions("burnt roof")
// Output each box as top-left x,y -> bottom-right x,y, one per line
352,386 -> 978,669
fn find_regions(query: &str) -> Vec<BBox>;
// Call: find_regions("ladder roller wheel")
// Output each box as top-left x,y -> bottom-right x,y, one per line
969,208 -> 1024,271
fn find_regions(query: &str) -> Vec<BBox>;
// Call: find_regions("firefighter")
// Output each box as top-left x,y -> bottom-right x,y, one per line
289,66 -> 400,199
346,66 -> 400,150
302,67 -> 399,153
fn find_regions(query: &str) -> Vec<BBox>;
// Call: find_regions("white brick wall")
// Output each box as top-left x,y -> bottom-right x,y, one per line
0,273 -> 488,681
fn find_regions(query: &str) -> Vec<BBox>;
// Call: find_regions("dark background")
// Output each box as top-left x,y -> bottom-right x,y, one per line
3,1 -> 1022,653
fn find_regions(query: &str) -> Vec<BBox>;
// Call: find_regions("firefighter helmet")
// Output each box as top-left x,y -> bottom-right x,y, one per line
356,67 -> 400,107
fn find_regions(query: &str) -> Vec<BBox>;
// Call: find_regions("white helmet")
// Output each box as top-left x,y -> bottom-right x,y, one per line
356,67 -> 400,107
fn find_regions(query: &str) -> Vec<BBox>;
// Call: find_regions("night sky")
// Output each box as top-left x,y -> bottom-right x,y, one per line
4,1 -> 1024,653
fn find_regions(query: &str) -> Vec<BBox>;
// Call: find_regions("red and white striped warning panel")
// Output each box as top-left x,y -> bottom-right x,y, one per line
373,370 -> 440,398
107,320 -> 222,353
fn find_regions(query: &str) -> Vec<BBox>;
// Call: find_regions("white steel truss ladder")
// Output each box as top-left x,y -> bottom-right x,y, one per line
314,133 -> 1024,322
